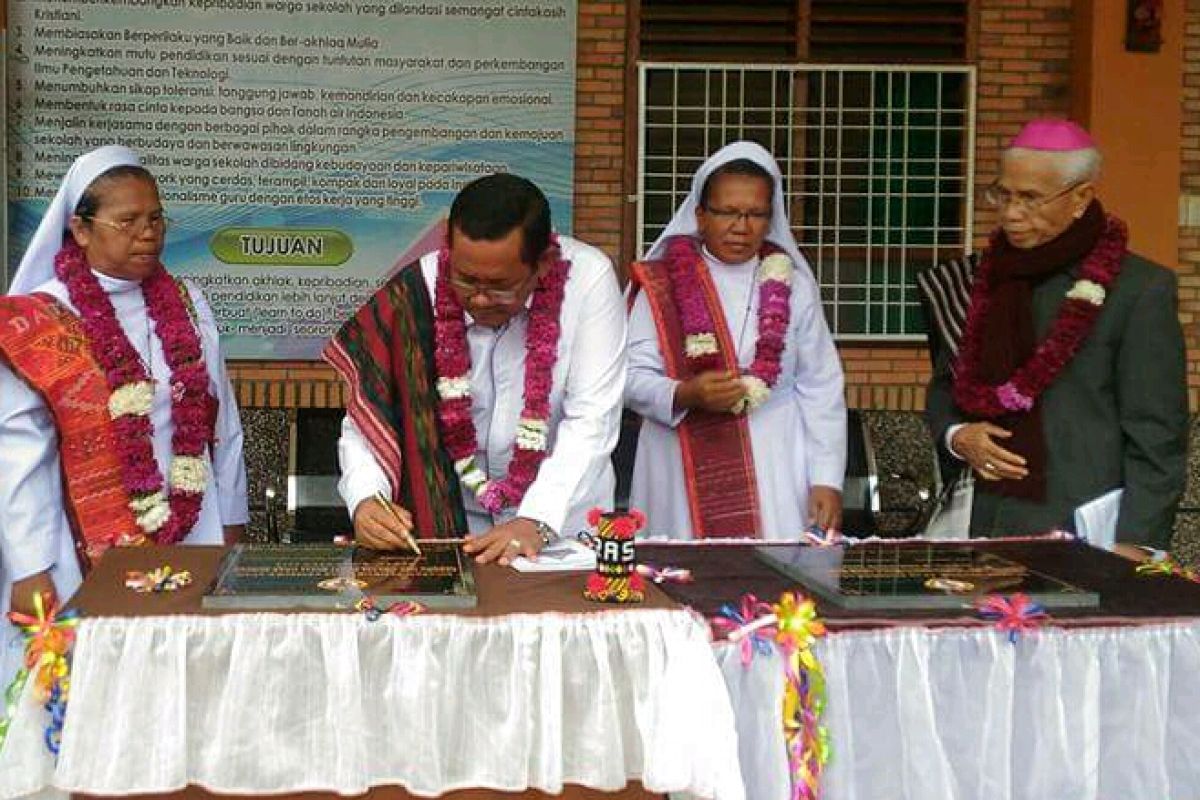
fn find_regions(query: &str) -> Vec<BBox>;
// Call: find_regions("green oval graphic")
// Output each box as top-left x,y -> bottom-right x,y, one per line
210,228 -> 353,266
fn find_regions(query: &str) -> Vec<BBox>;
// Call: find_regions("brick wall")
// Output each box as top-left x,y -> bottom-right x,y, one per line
230,0 -> 1082,412
573,1 -> 629,261
1182,0 -> 1200,410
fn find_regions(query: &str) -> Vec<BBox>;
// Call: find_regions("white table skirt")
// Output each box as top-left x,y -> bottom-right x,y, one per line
0,609 -> 744,800
717,620 -> 1200,800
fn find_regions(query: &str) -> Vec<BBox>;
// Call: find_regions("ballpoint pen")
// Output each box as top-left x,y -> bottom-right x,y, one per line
374,490 -> 422,556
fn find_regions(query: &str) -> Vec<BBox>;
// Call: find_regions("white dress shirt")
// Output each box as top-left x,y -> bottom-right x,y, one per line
0,272 -> 248,686
338,235 -> 627,538
626,246 -> 846,539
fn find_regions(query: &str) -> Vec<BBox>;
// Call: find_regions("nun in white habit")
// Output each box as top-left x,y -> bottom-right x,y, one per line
625,140 -> 846,539
0,145 -> 247,686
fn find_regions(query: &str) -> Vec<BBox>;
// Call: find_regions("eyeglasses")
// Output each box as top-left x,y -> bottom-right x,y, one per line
983,181 -> 1083,213
701,205 -> 772,224
448,273 -> 533,304
82,212 -> 171,237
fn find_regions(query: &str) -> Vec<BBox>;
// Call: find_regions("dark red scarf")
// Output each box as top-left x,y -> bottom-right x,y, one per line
974,200 -> 1106,501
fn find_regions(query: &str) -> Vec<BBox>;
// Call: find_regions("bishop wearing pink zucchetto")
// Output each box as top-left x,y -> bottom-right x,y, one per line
926,118 -> 1188,560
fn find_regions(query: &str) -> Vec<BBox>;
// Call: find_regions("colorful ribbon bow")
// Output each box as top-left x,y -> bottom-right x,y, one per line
800,526 -> 844,547
773,592 -> 830,800
8,593 -> 79,695
975,593 -> 1049,643
710,594 -> 777,666
635,563 -> 693,585
6,591 -> 79,755
774,592 -> 827,652
1135,557 -> 1199,583
124,566 -> 193,593
354,597 -> 426,621
710,592 -> 830,800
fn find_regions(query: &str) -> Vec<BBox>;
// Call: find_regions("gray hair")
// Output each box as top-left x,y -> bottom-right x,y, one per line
1003,146 -> 1102,184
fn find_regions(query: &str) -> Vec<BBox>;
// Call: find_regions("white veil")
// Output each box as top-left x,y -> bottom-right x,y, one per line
644,140 -> 810,274
7,145 -> 142,296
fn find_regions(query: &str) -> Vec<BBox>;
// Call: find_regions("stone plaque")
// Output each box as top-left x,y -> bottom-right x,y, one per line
757,542 -> 1099,610
203,543 -> 476,610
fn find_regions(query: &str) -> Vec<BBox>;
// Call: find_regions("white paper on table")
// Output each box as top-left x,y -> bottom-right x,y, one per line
510,538 -> 597,572
1073,487 -> 1123,550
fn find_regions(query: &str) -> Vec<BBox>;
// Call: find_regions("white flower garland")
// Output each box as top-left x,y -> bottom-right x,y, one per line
135,500 -> 171,533
107,381 -> 211,530
684,332 -> 719,358
732,375 -> 772,415
169,455 -> 209,494
514,417 -> 549,451
1066,279 -> 1106,306
107,381 -> 155,418
733,256 -> 793,415
436,375 -> 471,400
129,491 -> 166,513
759,253 -> 793,284
454,455 -> 490,494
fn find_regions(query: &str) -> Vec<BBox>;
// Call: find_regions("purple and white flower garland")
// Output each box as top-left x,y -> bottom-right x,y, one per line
664,236 -> 793,413
432,236 -> 570,513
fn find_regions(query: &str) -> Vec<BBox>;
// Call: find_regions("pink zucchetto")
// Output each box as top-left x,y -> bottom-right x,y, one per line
1009,118 -> 1096,151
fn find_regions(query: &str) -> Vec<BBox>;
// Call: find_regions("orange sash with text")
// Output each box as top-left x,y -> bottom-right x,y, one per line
0,294 -> 141,571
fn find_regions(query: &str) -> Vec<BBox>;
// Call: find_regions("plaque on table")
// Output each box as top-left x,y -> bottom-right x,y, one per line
202,543 -> 476,610
756,542 -> 1100,610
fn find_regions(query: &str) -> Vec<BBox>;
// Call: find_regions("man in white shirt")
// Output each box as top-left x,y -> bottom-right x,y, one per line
324,174 -> 627,564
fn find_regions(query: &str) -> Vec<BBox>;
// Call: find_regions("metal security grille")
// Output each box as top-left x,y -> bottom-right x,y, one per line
637,63 -> 976,339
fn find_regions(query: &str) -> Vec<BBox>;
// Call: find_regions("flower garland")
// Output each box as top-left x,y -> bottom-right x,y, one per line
952,216 -> 1127,417
56,240 -> 215,545
432,236 -> 570,513
663,236 -> 793,414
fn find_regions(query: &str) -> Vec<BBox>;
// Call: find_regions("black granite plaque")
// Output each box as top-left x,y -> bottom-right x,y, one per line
756,542 -> 1099,610
202,543 -> 476,610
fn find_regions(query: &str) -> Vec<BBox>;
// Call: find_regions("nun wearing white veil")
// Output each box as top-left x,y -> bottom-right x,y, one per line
0,145 -> 247,686
626,140 -> 846,539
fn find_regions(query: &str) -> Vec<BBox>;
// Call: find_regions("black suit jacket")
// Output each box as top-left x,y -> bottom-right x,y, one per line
925,252 -> 1189,548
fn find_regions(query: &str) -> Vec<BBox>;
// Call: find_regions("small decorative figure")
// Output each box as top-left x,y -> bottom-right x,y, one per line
582,508 -> 646,603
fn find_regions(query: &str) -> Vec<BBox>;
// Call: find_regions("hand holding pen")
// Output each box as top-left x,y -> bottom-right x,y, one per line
349,490 -> 422,555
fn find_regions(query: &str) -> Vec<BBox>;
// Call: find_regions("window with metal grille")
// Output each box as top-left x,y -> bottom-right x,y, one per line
637,64 -> 976,339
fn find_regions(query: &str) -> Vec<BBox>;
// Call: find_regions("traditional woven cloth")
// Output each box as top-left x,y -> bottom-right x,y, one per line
630,258 -> 762,537
323,263 -> 467,536
0,294 -> 140,566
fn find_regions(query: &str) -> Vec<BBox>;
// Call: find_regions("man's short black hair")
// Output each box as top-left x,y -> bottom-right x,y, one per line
449,173 -> 551,267
699,158 -> 775,208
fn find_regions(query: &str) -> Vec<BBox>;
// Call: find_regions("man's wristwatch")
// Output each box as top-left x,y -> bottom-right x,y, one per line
521,517 -> 558,546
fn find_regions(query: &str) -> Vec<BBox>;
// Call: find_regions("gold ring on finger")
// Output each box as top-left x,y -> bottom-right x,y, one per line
508,538 -> 522,550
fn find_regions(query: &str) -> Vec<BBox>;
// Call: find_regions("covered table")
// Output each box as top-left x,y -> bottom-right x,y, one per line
0,546 -> 743,800
641,539 -> 1200,800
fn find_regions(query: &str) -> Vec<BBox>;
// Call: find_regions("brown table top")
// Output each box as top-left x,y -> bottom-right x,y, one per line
72,545 -> 678,619
639,539 -> 1200,629
72,540 -> 1198,633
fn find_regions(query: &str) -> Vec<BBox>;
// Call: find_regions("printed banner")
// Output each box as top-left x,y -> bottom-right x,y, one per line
6,0 -> 577,358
